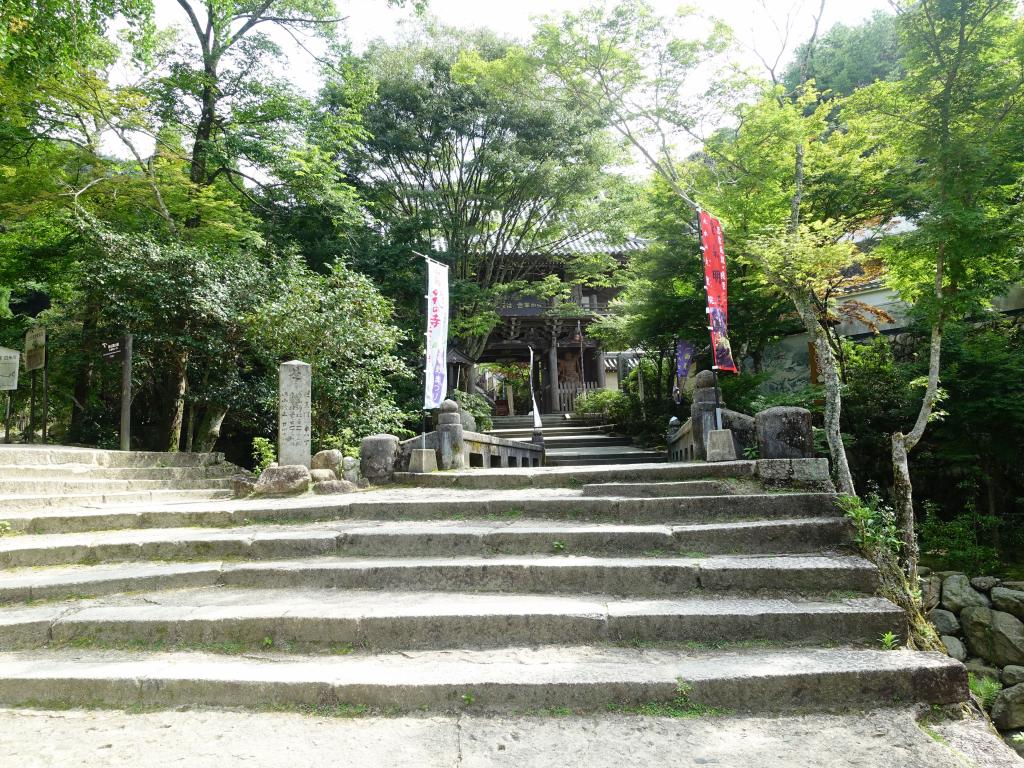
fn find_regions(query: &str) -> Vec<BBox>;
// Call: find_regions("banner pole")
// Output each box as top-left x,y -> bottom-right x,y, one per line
41,342 -> 48,443
28,370 -> 35,444
4,392 -> 10,444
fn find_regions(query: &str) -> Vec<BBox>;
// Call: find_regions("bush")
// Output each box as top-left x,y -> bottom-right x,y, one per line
451,390 -> 493,432
919,501 -> 1001,576
574,389 -> 628,421
837,489 -> 901,555
251,437 -> 276,473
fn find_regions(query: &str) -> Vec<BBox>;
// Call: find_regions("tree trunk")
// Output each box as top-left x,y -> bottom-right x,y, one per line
891,433 -> 918,586
890,253 -> 946,584
164,348 -> 189,452
194,403 -> 228,453
788,290 -> 856,495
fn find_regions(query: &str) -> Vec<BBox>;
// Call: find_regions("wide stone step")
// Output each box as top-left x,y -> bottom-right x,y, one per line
0,464 -> 239,481
0,477 -> 234,495
1,489 -> 839,534
0,518 -> 852,568
542,436 -> 634,449
0,588 -> 905,651
583,480 -> 743,497
0,554 -> 879,603
0,488 -> 233,514
0,645 -> 967,713
0,446 -> 225,468
487,426 -> 613,438
396,461 -> 762,489
545,452 -> 666,467
344,492 -> 839,523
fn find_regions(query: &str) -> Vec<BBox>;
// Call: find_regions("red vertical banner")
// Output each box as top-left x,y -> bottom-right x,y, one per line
698,211 -> 738,373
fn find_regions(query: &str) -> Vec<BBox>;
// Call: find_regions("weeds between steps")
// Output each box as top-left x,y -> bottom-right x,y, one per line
608,679 -> 733,718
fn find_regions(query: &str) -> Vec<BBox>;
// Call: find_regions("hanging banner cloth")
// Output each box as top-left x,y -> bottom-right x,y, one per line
673,339 -> 695,403
423,257 -> 450,409
698,211 -> 738,373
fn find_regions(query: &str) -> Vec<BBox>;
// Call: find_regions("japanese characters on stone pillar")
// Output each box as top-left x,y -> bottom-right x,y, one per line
278,360 -> 311,467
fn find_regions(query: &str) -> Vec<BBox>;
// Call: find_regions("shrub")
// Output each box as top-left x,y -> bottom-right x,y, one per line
837,489 -> 901,555
251,437 -> 276,473
919,502 -> 1001,576
574,389 -> 628,421
451,390 -> 493,432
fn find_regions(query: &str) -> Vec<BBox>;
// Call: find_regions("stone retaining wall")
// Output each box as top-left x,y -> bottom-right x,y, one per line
922,566 -> 1024,752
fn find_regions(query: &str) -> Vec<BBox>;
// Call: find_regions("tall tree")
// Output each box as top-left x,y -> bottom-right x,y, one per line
847,0 -> 1024,582
336,24 -> 626,360
537,0 -> 897,495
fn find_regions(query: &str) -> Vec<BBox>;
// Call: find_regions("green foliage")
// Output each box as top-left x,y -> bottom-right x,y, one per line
611,678 -> 733,718
838,491 -> 901,556
317,430 -> 361,460
451,390 -> 493,432
968,673 -> 1002,710
0,521 -> 11,537
783,11 -> 903,97
341,24 -> 626,360
879,631 -> 899,651
248,257 -> 411,442
573,389 -> 628,422
919,503 -> 1001,577
251,438 -> 276,474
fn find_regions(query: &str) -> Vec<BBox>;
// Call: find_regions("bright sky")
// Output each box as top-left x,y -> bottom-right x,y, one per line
125,0 -> 891,165
151,0 -> 893,91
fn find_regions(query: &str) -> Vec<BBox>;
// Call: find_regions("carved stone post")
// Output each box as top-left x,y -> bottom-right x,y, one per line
437,398 -> 466,470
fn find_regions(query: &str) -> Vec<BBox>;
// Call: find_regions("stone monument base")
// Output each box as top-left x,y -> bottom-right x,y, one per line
408,448 -> 439,474
706,429 -> 738,462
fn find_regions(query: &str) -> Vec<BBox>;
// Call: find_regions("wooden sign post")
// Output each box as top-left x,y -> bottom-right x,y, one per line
103,335 -> 133,451
0,347 -> 18,444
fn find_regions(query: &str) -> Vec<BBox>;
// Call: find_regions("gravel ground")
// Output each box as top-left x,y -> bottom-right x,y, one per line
0,706 -> 1020,768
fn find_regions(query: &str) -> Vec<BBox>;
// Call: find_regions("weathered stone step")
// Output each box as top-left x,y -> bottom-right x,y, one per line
0,518 -> 851,568
0,645 -> 967,713
0,588 -> 905,651
396,459 -> 833,491
344,492 -> 839,524
542,436 -> 634,449
582,480 -> 743,497
0,554 -> 879,603
0,488 -> 840,534
0,446 -> 225,468
0,465 -> 238,481
0,477 -> 233,495
397,461 -> 758,489
487,426 -> 612,438
545,454 -> 666,467
0,488 -> 233,514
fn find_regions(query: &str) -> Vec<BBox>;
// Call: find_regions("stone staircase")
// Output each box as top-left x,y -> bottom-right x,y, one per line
0,445 -> 237,513
0,458 -> 966,715
488,415 -> 665,466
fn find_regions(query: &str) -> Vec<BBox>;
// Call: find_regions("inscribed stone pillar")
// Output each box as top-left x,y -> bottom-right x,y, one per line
278,360 -> 312,467
547,342 -> 559,413
595,351 -> 607,388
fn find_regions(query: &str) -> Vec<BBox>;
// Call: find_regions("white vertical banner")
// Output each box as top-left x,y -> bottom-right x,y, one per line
423,258 -> 449,409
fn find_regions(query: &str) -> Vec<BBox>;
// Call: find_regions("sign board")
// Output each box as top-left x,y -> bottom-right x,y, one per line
24,326 -> 46,372
101,340 -> 123,360
0,347 -> 18,391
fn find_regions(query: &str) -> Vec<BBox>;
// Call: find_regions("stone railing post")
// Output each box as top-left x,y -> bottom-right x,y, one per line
437,399 -> 466,470
689,370 -> 722,461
